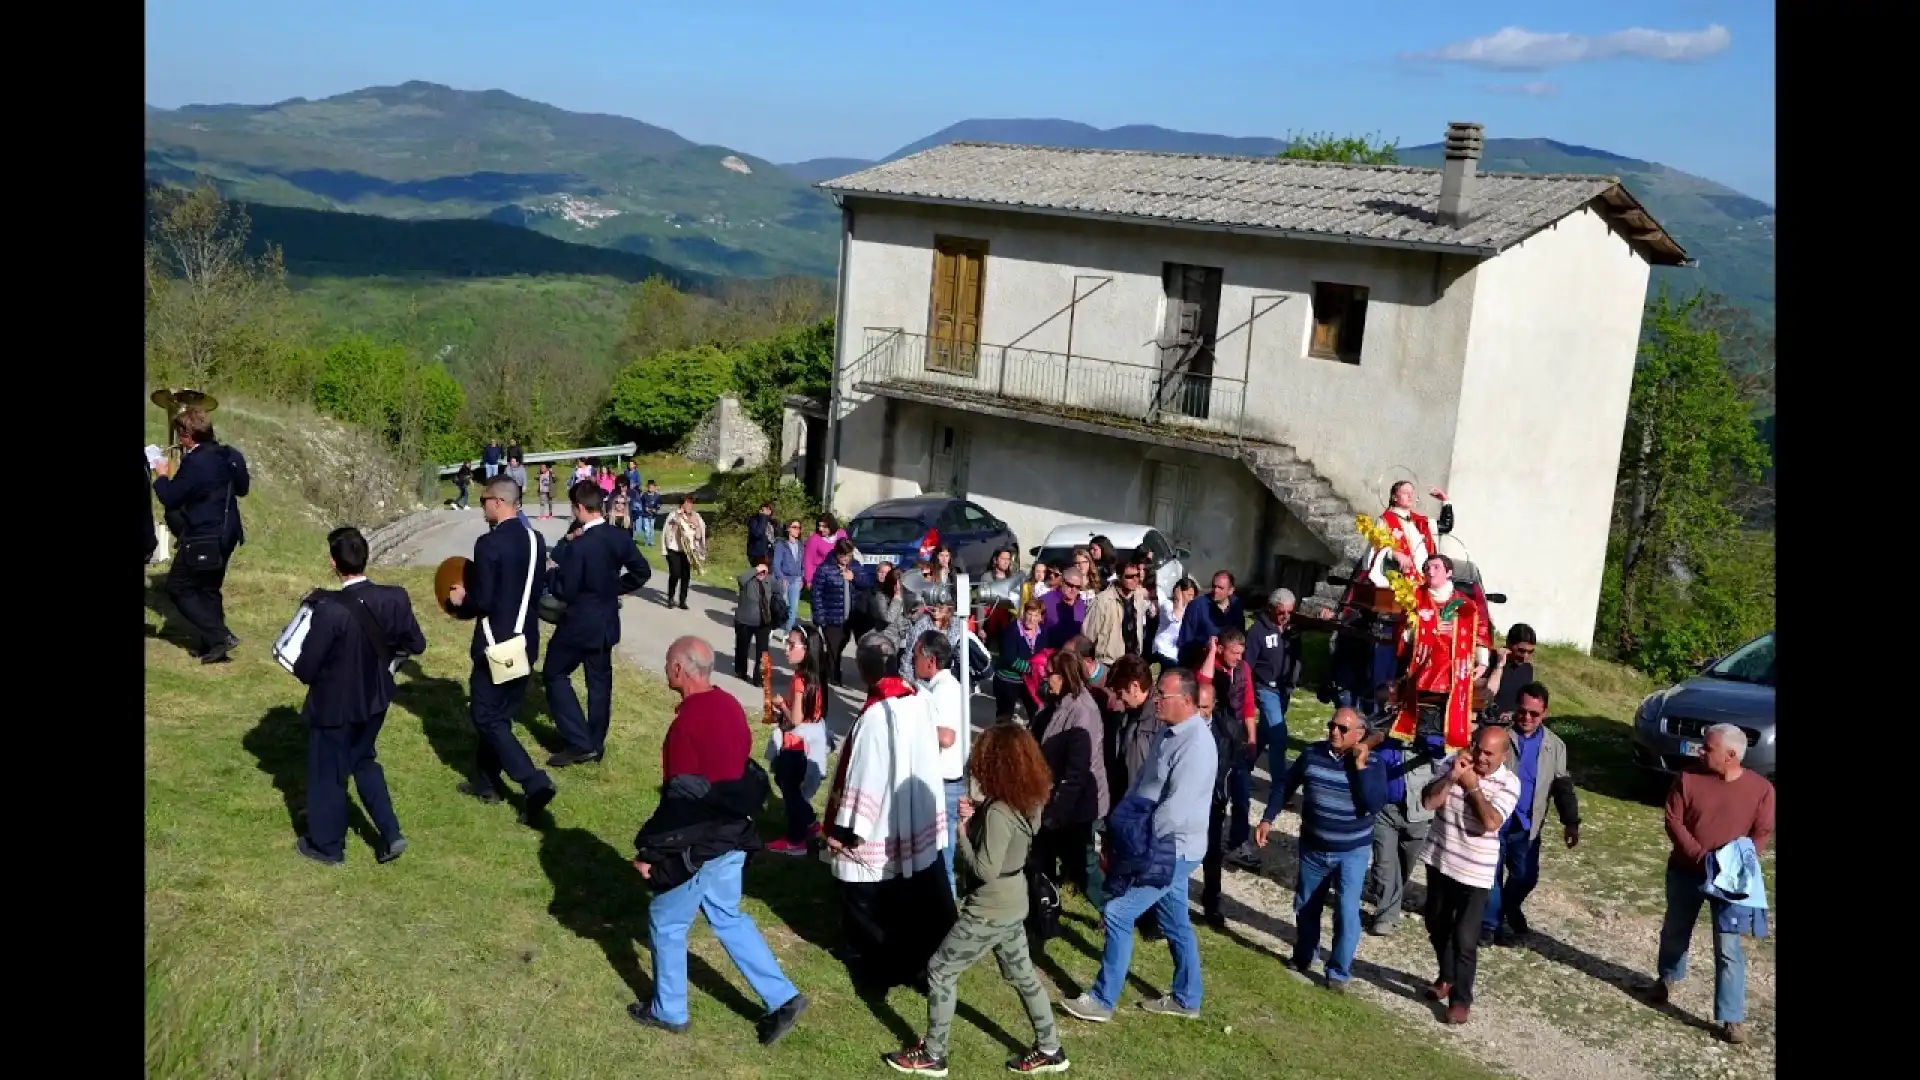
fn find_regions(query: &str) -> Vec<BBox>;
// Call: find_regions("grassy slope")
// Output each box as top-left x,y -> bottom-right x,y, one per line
145,401 -> 1495,1080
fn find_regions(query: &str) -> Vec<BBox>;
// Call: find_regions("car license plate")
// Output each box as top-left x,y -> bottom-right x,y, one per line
1677,740 -> 1700,758
856,552 -> 893,565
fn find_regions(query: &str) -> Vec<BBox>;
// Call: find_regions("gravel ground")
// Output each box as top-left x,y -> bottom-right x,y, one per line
1209,808 -> 1775,1080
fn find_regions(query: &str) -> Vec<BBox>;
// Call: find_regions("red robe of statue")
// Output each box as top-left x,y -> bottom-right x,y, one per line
1390,583 -> 1492,752
1368,508 -> 1440,586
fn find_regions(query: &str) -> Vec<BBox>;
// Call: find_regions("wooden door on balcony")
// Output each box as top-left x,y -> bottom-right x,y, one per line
1159,263 -> 1222,421
927,237 -> 987,377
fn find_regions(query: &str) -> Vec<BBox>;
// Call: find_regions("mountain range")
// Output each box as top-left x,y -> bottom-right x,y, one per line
144,84 -> 1773,323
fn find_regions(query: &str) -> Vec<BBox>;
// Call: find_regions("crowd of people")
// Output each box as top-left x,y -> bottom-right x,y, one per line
147,412 -> 1775,1068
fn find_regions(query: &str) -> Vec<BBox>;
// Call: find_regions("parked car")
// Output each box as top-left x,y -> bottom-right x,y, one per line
1029,521 -> 1189,599
844,496 -> 1019,577
1629,630 -> 1776,781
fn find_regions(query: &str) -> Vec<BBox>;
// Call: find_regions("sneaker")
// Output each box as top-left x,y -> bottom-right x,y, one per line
882,1041 -> 949,1076
766,838 -> 809,856
627,1001 -> 689,1034
757,992 -> 808,1046
1225,843 -> 1261,871
294,837 -> 344,866
376,836 -> 408,864
1477,927 -> 1496,948
1007,1046 -> 1070,1074
1058,994 -> 1114,1024
1139,996 -> 1200,1020
1721,1021 -> 1749,1045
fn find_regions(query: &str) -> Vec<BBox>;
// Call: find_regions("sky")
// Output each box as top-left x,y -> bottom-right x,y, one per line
144,0 -> 1776,202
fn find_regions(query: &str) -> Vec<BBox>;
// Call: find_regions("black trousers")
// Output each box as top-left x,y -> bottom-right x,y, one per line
838,869 -> 957,989
469,657 -> 554,797
664,550 -> 692,606
305,710 -> 402,860
1424,868 -> 1491,1007
1201,796 -> 1229,914
820,623 -> 851,687
166,554 -> 230,652
733,623 -> 772,679
1030,820 -> 1094,895
544,640 -> 614,756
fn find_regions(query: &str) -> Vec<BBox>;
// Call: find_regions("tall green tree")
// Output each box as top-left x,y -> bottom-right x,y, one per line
1599,288 -> 1771,677
144,182 -> 291,385
731,318 -> 834,442
603,344 -> 736,448
1278,131 -> 1400,165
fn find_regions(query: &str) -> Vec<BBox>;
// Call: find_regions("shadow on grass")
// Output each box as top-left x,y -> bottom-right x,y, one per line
145,572 -> 200,655
392,667 -> 479,783
1550,714 -> 1670,806
1212,891 -> 1441,1020
1518,929 -> 1722,1037
536,823 -> 767,1027
241,705 -> 380,854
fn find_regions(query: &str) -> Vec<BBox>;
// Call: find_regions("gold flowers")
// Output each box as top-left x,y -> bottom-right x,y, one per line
1355,514 -> 1422,628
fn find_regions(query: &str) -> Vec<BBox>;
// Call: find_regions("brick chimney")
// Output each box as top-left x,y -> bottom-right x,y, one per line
1438,122 -> 1484,228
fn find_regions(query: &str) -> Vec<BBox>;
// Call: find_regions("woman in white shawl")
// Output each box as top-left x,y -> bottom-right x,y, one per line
822,632 -> 957,991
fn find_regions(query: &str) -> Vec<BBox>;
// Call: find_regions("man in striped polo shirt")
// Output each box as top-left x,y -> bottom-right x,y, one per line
1255,706 -> 1389,991
1416,725 -> 1518,1025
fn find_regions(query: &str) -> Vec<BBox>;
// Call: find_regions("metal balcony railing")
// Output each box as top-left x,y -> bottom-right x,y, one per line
855,328 -> 1248,441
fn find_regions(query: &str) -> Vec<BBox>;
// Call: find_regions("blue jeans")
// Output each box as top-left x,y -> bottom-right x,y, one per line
1254,685 -> 1290,793
1657,867 -> 1747,1023
942,778 -> 965,894
1293,846 -> 1370,985
638,515 -> 654,547
1091,857 -> 1203,1010
779,577 -> 803,633
646,850 -> 800,1026
1483,823 -> 1544,933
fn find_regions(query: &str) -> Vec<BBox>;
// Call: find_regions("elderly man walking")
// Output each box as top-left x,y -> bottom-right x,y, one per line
1481,682 -> 1581,947
1643,723 -> 1774,1045
1417,724 -> 1520,1024
630,636 -> 809,1045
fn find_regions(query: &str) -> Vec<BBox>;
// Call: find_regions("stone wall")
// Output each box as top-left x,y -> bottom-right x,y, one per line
682,394 -> 770,473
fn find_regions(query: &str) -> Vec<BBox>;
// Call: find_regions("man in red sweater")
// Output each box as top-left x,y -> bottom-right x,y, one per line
631,636 -> 808,1046
1645,723 -> 1774,1046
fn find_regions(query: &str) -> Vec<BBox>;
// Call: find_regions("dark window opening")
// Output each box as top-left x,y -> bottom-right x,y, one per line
1310,281 -> 1370,364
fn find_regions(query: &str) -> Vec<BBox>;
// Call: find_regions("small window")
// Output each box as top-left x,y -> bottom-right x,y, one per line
935,504 -> 968,534
1310,282 -> 1370,364
961,503 -> 994,527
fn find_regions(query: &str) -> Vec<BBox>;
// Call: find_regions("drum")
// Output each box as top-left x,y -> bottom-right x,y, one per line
435,556 -> 475,619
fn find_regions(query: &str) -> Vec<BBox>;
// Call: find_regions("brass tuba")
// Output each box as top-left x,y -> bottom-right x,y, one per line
151,387 -> 219,473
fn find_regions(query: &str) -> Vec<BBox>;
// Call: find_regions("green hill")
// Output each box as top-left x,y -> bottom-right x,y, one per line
146,81 -> 839,280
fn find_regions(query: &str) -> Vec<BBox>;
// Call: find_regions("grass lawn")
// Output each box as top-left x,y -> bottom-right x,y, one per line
147,403 -> 1494,1079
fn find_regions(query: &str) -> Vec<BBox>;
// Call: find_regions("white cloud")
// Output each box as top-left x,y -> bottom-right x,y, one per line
1410,24 -> 1731,72
1483,81 -> 1560,97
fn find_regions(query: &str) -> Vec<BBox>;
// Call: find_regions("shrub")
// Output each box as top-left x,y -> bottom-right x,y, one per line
603,344 -> 735,449
711,465 -> 821,532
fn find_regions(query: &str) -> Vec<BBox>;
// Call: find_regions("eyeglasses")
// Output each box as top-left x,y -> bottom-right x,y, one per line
1328,721 -> 1359,734
1122,572 -> 1142,581
1516,708 -> 1544,719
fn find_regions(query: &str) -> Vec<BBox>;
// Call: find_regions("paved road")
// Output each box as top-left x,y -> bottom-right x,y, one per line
396,508 -> 1004,735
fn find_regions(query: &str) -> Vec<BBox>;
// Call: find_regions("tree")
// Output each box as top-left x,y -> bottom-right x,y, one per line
1278,131 -> 1399,166
144,183 -> 290,385
1599,288 -> 1771,677
731,318 -> 834,443
603,344 -> 736,448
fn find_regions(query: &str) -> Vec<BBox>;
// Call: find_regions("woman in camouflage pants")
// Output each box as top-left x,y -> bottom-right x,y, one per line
884,725 -> 1070,1076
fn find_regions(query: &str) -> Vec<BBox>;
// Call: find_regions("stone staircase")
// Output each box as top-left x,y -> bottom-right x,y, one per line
1237,442 -> 1370,609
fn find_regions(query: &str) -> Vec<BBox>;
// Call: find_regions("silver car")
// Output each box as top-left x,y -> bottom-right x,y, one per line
1629,631 -> 1776,781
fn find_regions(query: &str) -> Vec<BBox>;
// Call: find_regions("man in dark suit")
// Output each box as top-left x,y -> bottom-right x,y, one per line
449,475 -> 558,821
544,481 -> 652,767
290,527 -> 429,866
152,406 -> 251,663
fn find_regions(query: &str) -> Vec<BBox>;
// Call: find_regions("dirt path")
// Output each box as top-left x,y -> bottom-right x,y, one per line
1211,812 -> 1775,1080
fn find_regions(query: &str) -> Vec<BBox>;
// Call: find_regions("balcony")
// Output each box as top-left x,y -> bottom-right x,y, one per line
850,328 -> 1252,445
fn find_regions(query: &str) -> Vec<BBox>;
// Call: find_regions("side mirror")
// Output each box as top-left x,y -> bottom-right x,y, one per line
1484,593 -> 1507,604
1174,546 -> 1192,560
1028,547 -> 1040,557
1698,656 -> 1718,672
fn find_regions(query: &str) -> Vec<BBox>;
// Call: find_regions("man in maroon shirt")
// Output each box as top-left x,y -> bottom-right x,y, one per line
1644,723 -> 1774,1045
630,636 -> 807,1045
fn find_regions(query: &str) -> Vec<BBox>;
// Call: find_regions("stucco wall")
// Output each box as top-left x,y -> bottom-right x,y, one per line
834,198 -> 1483,514
1449,206 -> 1653,650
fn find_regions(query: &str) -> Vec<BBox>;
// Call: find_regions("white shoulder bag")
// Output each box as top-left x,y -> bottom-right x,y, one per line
481,521 -> 539,684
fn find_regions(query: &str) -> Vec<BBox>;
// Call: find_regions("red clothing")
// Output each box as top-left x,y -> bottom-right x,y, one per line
1665,769 -> 1775,873
661,687 -> 750,783
1390,584 -> 1491,752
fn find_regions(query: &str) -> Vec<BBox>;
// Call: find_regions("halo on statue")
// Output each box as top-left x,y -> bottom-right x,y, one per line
1375,465 -> 1421,508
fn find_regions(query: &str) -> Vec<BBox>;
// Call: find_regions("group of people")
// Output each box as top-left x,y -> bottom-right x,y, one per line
147,418 -> 1776,1065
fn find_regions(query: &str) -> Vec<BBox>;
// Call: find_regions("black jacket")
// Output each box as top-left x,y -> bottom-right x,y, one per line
458,519 -> 547,663
632,763 -> 771,892
548,521 -> 650,650
152,440 -> 250,551
1245,612 -> 1304,693
745,513 -> 777,562
292,580 -> 429,728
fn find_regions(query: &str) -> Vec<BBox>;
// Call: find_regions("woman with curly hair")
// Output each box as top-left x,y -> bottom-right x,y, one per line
884,725 -> 1069,1076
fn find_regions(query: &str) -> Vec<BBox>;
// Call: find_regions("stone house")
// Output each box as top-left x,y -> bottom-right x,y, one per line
815,123 -> 1689,648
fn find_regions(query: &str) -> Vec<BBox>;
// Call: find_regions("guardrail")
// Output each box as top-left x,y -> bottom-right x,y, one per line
436,443 -> 638,477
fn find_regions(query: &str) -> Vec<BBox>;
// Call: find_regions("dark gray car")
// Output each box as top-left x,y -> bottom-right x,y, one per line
1628,631 -> 1776,781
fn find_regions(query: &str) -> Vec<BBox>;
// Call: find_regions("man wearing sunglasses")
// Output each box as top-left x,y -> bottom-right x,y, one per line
1082,556 -> 1154,667
1483,624 -> 1538,725
1479,682 -> 1579,947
